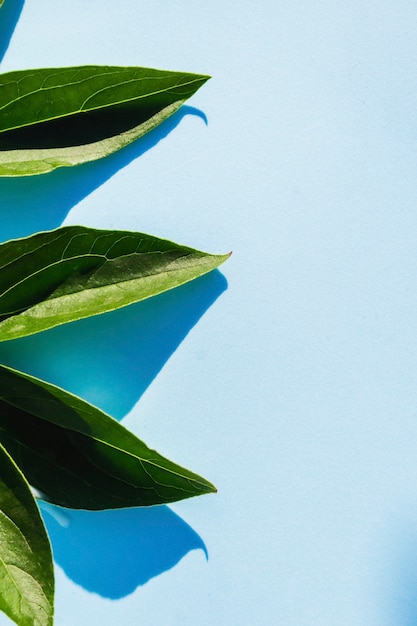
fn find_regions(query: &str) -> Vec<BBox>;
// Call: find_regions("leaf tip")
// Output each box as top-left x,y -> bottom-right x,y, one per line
205,481 -> 218,495
196,476 -> 217,496
218,250 -> 233,265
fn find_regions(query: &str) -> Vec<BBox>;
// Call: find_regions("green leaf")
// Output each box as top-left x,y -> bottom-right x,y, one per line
0,364 -> 216,509
0,65 -> 209,176
0,225 -> 230,342
0,440 -> 54,626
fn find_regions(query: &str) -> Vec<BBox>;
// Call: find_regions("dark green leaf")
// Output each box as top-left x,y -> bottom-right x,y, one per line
0,225 -> 230,342
0,440 -> 54,626
0,364 -> 217,509
0,65 -> 209,175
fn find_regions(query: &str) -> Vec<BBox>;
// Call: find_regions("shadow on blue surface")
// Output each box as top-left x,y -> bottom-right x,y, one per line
0,269 -> 227,418
0,0 -> 24,63
0,39 -> 217,600
0,105 -> 207,242
39,501 -> 207,599
11,270 -> 225,598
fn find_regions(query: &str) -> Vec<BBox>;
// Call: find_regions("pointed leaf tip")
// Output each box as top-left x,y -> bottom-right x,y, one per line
0,65 -> 210,175
0,364 -> 217,509
0,226 -> 230,342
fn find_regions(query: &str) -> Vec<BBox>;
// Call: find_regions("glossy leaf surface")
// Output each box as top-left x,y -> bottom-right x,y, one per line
0,65 -> 209,175
0,226 -> 229,342
0,364 -> 216,509
0,440 -> 54,626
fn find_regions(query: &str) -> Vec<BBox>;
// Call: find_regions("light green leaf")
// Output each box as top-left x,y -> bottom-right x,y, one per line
0,364 -> 216,509
0,65 -> 209,176
0,226 -> 230,342
0,440 -> 54,626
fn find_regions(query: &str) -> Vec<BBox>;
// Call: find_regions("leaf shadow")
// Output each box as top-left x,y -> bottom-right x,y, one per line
0,269 -> 226,597
0,105 -> 207,242
0,269 -> 227,419
0,0 -> 24,63
39,500 -> 207,599
0,53 -> 217,597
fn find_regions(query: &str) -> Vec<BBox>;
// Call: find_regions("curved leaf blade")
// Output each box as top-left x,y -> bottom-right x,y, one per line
0,364 -> 217,509
0,440 -> 54,626
0,65 -> 210,175
0,226 -> 230,342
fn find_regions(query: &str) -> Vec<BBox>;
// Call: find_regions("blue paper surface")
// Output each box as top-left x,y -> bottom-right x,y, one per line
1,0 -> 417,624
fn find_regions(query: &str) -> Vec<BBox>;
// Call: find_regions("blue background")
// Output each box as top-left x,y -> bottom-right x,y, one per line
1,0 -> 417,624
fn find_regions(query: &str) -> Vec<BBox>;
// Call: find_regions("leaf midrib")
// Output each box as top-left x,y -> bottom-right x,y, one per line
0,395 -> 210,490
0,75 -> 206,134
0,426 -> 156,501
0,252 -> 206,317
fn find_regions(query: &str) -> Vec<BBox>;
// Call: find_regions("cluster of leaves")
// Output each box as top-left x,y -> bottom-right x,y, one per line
0,4 -> 227,626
